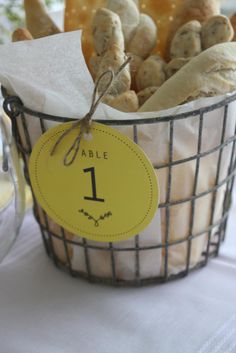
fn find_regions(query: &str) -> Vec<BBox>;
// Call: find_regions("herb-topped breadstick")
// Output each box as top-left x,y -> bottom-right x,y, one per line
166,0 -> 220,59
165,58 -> 190,78
103,91 -> 139,112
201,15 -> 234,50
24,0 -> 61,38
135,55 -> 166,92
137,87 -> 158,106
107,0 -> 140,45
92,8 -> 125,56
127,53 -> 143,90
170,21 -> 202,59
96,46 -> 131,96
127,14 -> 157,59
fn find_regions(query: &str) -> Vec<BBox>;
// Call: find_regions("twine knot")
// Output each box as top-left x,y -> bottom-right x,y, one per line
51,57 -> 131,166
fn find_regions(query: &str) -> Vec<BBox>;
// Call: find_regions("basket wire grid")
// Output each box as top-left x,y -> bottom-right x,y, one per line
2,91 -> 236,286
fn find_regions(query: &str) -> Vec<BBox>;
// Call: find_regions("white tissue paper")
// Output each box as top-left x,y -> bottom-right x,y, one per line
0,31 -> 235,280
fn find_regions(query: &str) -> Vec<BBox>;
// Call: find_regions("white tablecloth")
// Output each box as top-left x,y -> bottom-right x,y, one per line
0,197 -> 236,353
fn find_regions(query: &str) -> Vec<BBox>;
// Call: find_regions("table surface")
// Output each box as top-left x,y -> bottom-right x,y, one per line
0,194 -> 236,353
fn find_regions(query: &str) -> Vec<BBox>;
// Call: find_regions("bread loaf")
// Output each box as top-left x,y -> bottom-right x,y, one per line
140,42 -> 236,112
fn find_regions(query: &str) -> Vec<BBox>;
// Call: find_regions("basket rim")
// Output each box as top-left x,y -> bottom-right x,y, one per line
2,86 -> 236,125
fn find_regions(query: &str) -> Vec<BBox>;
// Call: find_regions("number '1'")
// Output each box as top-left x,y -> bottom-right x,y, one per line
83,167 -> 105,203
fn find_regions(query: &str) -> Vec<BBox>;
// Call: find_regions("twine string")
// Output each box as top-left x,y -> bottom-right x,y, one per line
51,57 -> 131,166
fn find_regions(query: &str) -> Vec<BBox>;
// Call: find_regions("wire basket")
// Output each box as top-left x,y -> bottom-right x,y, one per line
2,90 -> 236,286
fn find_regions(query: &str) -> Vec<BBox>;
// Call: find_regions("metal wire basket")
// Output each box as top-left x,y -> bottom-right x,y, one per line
2,90 -> 236,286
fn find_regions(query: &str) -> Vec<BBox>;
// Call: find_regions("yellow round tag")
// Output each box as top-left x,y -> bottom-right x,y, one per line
29,122 -> 159,242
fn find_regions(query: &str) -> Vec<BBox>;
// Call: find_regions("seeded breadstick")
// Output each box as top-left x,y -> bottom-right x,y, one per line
96,47 -> 131,96
12,28 -> 33,42
89,54 -> 102,79
166,0 -> 220,59
107,0 -> 140,45
92,8 -> 125,56
137,87 -> 158,106
135,55 -> 166,92
103,91 -> 139,112
201,15 -> 234,50
230,13 -> 236,41
170,20 -> 202,59
24,0 -> 60,38
127,52 -> 143,88
127,13 -> 157,59
165,58 -> 190,78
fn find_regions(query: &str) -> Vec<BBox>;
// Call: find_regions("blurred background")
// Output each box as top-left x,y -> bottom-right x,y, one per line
0,0 -> 235,44
0,0 -> 63,43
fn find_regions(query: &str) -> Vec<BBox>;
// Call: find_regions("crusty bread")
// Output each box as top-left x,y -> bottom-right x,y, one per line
12,28 -> 33,42
139,42 -> 236,112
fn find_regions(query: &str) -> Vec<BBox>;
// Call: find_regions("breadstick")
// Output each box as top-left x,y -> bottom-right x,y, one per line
165,58 -> 190,78
137,87 -> 158,106
89,54 -> 102,79
230,13 -> 236,41
12,28 -> 33,42
127,53 -> 143,86
24,0 -> 61,38
135,55 -> 166,92
127,13 -> 157,59
107,0 -> 140,45
96,47 -> 131,96
170,20 -> 202,59
166,0 -> 220,59
103,91 -> 139,112
92,8 -> 125,56
201,15 -> 234,50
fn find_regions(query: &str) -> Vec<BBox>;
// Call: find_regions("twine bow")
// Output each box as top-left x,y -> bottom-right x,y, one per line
51,57 -> 131,166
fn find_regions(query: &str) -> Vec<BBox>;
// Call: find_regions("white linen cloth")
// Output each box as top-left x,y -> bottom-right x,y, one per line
0,193 -> 236,353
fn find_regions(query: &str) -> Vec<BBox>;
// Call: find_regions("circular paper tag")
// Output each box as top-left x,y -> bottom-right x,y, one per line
29,122 -> 159,242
